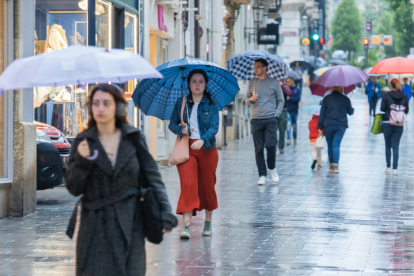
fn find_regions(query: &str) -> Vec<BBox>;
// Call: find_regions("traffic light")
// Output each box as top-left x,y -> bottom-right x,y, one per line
312,33 -> 320,41
363,38 -> 369,50
320,37 -> 324,46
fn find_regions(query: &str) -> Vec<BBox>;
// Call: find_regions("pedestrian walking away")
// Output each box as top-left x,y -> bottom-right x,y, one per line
65,84 -> 177,276
381,78 -> 409,175
286,77 -> 302,145
317,86 -> 354,173
169,69 -> 220,240
402,77 -> 412,104
309,114 -> 323,170
276,79 -> 291,153
245,59 -> 285,185
293,61 -> 303,90
365,76 -> 381,117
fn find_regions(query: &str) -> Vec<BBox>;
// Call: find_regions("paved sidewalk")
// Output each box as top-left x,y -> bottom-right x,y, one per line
1,88 -> 414,275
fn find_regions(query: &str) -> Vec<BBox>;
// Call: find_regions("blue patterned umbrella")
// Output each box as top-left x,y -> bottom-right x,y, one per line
132,58 -> 240,120
225,50 -> 288,81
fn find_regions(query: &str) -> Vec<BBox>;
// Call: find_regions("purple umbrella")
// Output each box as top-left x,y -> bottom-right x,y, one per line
313,65 -> 369,87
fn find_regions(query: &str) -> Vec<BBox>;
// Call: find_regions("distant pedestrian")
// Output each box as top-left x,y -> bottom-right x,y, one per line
293,61 -> 303,90
309,114 -> 322,170
286,77 -> 302,145
402,77 -> 412,103
365,76 -> 381,117
169,69 -> 219,239
380,78 -> 409,175
276,79 -> 291,154
66,84 -> 177,276
245,59 -> 285,185
317,86 -> 354,173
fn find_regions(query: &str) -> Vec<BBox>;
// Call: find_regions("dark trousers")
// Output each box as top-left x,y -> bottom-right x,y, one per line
369,98 -> 378,116
383,123 -> 404,169
324,126 -> 346,163
287,112 -> 298,140
276,111 -> 288,149
251,118 -> 277,177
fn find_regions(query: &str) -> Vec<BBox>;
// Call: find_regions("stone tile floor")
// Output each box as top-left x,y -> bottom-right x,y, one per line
1,88 -> 414,275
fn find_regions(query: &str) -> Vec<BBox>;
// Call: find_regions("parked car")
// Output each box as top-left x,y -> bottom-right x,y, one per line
35,121 -> 71,189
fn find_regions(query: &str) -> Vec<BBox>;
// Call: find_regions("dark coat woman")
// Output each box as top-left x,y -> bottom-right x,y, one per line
66,84 -> 177,276
380,78 -> 409,174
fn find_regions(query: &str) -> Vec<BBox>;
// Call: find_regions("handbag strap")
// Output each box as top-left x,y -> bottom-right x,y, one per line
253,77 -> 257,96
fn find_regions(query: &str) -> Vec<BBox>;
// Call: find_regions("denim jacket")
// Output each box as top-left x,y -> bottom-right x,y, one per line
168,95 -> 219,150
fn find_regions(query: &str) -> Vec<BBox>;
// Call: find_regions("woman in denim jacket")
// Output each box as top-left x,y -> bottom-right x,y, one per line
169,69 -> 219,239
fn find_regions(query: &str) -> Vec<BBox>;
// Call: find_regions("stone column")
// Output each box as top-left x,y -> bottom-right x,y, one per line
10,0 -> 36,217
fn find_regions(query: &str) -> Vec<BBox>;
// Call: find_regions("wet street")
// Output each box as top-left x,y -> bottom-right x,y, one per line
1,88 -> 414,276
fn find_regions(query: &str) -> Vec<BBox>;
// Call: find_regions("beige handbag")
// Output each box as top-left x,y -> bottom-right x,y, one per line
169,97 -> 190,166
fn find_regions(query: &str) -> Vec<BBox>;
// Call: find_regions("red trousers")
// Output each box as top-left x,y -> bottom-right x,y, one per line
176,139 -> 219,216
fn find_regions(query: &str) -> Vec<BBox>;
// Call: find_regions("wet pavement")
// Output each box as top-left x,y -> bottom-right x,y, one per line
1,88 -> 414,275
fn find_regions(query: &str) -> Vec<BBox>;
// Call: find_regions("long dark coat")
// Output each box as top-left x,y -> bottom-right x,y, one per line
66,124 -> 176,276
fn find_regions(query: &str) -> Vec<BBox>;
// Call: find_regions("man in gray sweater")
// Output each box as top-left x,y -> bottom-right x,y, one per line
245,59 -> 285,185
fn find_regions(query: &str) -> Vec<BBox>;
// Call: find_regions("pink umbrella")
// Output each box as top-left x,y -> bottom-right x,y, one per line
310,65 -> 368,96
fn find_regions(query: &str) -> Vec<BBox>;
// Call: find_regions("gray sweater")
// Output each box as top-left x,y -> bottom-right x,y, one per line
245,77 -> 285,119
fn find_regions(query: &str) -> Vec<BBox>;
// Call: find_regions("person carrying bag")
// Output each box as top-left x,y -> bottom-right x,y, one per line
169,96 -> 190,165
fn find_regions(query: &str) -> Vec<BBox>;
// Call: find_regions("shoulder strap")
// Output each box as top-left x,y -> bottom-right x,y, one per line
253,77 -> 257,96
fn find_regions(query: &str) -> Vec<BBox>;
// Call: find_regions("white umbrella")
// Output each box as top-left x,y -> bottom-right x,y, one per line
363,67 -> 387,77
0,45 -> 162,95
389,74 -> 414,82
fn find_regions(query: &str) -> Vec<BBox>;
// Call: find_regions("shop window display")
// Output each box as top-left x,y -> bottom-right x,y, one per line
96,0 -> 111,48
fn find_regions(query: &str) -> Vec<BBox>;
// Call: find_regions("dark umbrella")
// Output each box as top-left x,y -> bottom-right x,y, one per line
328,59 -> 347,65
289,58 -> 310,70
305,56 -> 327,68
288,70 -> 301,80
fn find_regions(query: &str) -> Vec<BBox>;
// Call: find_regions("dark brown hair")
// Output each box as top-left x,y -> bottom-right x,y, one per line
390,78 -> 402,91
187,69 -> 214,107
87,83 -> 128,129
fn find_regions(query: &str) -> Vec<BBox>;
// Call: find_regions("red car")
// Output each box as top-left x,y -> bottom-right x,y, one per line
35,121 -> 71,184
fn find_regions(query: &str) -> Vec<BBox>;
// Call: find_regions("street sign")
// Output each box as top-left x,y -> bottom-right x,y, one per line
383,35 -> 393,45
301,38 -> 310,46
371,35 -> 381,45
365,22 -> 372,32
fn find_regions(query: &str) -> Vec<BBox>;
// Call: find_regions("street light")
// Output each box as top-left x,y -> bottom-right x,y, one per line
364,38 -> 369,69
253,5 -> 265,25
312,33 -> 320,41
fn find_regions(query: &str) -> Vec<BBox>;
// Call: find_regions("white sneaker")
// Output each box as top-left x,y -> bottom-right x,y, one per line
257,176 -> 266,185
286,140 -> 291,145
393,169 -> 398,175
385,168 -> 391,173
269,169 -> 279,183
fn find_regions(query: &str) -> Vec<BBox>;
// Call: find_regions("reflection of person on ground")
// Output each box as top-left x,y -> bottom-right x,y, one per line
293,61 -> 303,90
309,114 -> 323,170
169,69 -> 219,239
317,86 -> 354,173
66,84 -> 176,275
402,77 -> 412,104
380,78 -> 409,175
286,77 -> 302,146
276,79 -> 291,154
365,76 -> 381,117
245,59 -> 285,185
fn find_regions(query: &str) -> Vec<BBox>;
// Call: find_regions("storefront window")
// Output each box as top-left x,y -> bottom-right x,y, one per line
96,0 -> 112,48
34,1 -> 89,138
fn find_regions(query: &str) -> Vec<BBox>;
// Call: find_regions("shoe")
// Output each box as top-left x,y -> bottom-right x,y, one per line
317,165 -> 322,170
202,221 -> 213,236
257,176 -> 266,185
286,140 -> 291,145
385,167 -> 391,173
279,149 -> 284,154
269,169 -> 279,183
333,163 -> 339,173
393,169 -> 398,175
294,139 -> 297,145
180,224 -> 191,239
329,163 -> 334,173
311,160 -> 317,170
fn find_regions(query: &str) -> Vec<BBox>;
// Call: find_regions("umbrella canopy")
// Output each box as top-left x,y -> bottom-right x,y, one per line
328,59 -> 347,65
363,67 -> 387,77
0,45 -> 162,96
225,50 -> 288,81
303,105 -> 321,115
389,74 -> 414,82
288,70 -> 301,80
314,67 -> 330,76
370,57 -> 414,75
332,50 -> 347,60
133,58 -> 240,120
305,56 -> 327,68
289,58 -> 310,70
310,83 -> 356,97
312,65 -> 369,88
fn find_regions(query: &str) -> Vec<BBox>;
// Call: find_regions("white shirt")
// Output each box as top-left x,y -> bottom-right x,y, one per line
189,103 -> 201,139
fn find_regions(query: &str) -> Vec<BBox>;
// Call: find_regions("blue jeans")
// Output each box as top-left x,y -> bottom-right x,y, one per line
287,112 -> 298,140
382,123 -> 404,169
324,126 -> 346,163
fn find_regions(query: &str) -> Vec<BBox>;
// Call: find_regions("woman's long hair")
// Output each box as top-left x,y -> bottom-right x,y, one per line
86,83 -> 128,129
390,78 -> 402,91
186,69 -> 214,107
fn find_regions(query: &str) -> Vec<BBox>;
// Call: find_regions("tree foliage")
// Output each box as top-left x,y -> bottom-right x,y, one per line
331,0 -> 363,54
389,0 -> 414,55
363,0 -> 389,24
373,10 -> 398,57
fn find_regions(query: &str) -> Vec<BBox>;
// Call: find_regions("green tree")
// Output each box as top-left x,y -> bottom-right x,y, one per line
363,0 -> 389,24
391,1 -> 414,55
331,0 -> 363,54
373,10 -> 398,57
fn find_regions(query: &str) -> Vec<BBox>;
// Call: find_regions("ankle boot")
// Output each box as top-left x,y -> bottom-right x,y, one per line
333,163 -> 339,173
329,163 -> 334,172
